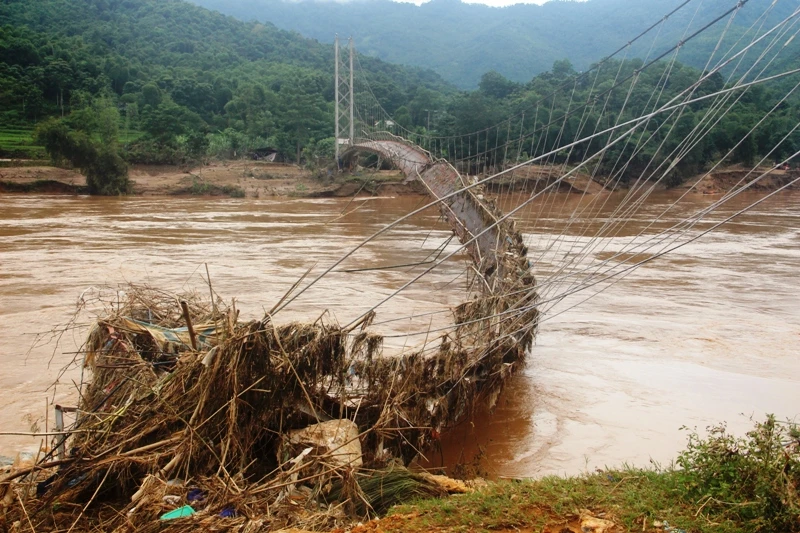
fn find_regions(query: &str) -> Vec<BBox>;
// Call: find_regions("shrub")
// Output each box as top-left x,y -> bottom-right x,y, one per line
185,177 -> 245,198
676,415 -> 800,531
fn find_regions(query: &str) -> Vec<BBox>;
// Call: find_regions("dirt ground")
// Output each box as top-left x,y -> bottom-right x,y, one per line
686,164 -> 799,194
1,160 -> 796,197
0,160 -> 608,198
131,160 -> 321,197
0,165 -> 85,191
483,164 -> 608,195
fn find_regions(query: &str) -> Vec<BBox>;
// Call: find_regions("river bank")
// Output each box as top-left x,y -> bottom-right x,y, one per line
339,428 -> 798,533
0,160 -> 423,197
2,416 -> 796,533
354,417 -> 800,533
1,160 -> 796,198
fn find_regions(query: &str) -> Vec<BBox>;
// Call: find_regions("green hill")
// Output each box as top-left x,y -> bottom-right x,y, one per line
189,0 -> 800,89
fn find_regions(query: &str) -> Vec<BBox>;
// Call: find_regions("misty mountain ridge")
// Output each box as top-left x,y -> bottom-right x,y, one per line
190,0 -> 798,88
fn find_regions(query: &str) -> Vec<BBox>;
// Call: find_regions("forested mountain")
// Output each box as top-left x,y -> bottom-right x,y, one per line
1,0 -> 797,195
191,0 -> 800,89
0,0 -> 452,164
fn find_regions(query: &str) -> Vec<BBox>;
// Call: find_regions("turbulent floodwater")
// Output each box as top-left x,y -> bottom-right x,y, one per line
1,191 -> 798,478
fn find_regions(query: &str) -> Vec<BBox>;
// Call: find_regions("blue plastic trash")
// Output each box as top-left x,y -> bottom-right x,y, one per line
187,488 -> 206,503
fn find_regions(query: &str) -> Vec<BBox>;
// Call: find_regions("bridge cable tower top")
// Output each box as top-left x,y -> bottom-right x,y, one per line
334,35 -> 354,166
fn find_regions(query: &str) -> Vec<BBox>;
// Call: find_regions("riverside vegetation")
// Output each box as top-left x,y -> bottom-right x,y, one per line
2,0 -> 799,195
1,410 -> 796,532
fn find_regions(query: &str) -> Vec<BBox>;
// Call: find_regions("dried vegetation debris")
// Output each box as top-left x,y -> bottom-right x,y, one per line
0,272 -> 536,531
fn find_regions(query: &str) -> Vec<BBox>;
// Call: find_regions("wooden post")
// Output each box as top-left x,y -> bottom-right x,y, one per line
53,405 -> 77,460
54,405 -> 65,460
180,300 -> 198,351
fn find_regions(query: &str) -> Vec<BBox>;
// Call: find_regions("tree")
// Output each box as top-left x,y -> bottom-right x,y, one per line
140,83 -> 163,107
552,59 -> 576,79
393,105 -> 413,130
36,117 -> 130,195
276,79 -> 331,162
479,71 -> 519,99
732,125 -> 757,166
408,87 -> 443,128
141,99 -> 204,145
104,56 -> 130,94
303,137 -> 335,168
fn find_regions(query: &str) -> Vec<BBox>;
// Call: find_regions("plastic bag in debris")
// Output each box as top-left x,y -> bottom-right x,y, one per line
281,419 -> 362,470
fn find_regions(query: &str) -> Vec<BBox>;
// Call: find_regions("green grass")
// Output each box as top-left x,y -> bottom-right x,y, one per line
345,170 -> 406,183
0,128 -> 34,143
0,127 -> 46,159
385,470 -> 771,532
0,127 -> 145,160
377,417 -> 800,533
0,179 -> 86,193
0,160 -> 51,168
330,170 -> 407,195
386,470 -> 719,533
180,177 -> 246,198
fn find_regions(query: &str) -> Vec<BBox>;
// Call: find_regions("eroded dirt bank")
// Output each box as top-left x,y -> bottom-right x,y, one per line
2,160 -> 796,198
687,164 -> 800,194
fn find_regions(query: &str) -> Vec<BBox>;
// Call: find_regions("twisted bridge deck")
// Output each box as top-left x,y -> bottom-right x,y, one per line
348,138 -> 527,286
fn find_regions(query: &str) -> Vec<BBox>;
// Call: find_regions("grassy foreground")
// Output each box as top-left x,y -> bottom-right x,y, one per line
352,417 -> 800,533
376,470 -> 727,533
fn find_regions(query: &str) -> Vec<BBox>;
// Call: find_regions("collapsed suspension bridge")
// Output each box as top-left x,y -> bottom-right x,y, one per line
326,0 -> 800,333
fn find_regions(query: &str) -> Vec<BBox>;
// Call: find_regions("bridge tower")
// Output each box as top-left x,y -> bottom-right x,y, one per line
334,35 -> 354,167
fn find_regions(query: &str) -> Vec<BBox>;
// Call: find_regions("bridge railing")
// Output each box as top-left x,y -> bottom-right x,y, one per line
354,130 -> 437,164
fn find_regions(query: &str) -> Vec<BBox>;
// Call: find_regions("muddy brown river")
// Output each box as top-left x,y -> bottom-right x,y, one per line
1,191 -> 798,478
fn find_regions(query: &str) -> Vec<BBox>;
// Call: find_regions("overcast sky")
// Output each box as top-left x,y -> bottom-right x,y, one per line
396,0 -> 580,7
462,0 -> 548,4
459,0 -> 549,4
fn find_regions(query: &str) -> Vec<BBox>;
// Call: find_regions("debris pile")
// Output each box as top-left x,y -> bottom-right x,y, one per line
0,266 -> 535,531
